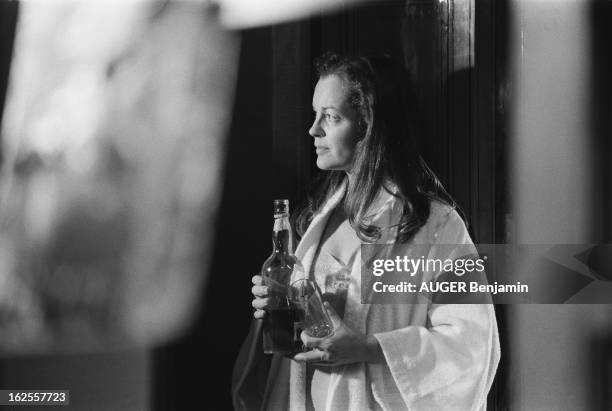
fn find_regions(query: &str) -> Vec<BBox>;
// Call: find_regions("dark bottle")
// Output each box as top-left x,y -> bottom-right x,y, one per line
261,199 -> 303,354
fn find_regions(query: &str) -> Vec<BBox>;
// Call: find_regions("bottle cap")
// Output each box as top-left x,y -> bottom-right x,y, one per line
273,199 -> 289,216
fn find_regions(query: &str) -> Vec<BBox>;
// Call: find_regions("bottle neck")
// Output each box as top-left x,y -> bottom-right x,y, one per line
272,214 -> 293,254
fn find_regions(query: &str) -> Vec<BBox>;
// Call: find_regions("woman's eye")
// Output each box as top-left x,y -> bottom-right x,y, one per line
325,113 -> 340,122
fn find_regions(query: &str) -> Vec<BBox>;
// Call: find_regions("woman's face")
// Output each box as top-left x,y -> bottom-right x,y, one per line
309,74 -> 361,172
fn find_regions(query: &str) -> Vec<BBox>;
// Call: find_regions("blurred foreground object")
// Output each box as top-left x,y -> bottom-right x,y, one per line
0,1 -> 239,353
508,1 -> 612,410
216,0 -> 367,28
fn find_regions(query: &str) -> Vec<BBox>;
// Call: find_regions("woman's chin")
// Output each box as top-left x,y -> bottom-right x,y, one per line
316,161 -> 338,171
317,157 -> 349,171
316,156 -> 351,171
316,158 -> 330,170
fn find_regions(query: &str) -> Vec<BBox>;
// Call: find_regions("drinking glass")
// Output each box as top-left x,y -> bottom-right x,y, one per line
290,279 -> 334,338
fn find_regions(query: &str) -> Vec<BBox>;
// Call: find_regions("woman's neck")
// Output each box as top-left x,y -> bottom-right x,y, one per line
345,170 -> 354,186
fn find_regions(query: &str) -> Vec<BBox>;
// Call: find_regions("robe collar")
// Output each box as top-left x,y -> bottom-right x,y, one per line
294,178 -> 400,326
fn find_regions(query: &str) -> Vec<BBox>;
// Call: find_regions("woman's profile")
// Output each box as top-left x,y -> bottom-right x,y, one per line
234,52 -> 500,411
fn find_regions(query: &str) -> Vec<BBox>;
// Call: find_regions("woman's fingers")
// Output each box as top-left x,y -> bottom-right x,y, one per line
294,349 -> 330,363
300,331 -> 326,349
251,276 -> 267,318
251,276 -> 268,318
252,297 -> 269,310
251,285 -> 268,297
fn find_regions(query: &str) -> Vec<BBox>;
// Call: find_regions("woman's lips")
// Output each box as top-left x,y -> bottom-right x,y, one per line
315,147 -> 328,154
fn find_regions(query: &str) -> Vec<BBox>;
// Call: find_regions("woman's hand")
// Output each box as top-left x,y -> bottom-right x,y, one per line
293,302 -> 384,366
251,275 -> 269,319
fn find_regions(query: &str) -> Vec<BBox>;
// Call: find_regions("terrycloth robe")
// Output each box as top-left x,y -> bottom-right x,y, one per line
265,183 -> 500,411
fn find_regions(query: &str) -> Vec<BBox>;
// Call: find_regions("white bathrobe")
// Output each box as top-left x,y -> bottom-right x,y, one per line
266,183 -> 500,411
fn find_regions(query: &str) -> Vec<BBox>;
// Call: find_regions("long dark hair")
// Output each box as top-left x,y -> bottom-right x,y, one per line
295,52 -> 461,244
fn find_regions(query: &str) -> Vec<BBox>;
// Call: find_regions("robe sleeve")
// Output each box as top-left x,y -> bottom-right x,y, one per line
373,208 -> 500,411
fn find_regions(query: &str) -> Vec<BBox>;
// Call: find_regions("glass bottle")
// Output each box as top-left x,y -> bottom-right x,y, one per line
261,199 -> 304,354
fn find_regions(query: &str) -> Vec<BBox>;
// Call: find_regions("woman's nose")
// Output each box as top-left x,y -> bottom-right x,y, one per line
309,117 -> 324,138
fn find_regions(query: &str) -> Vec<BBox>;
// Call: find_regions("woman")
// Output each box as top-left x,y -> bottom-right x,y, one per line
238,53 -> 500,411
